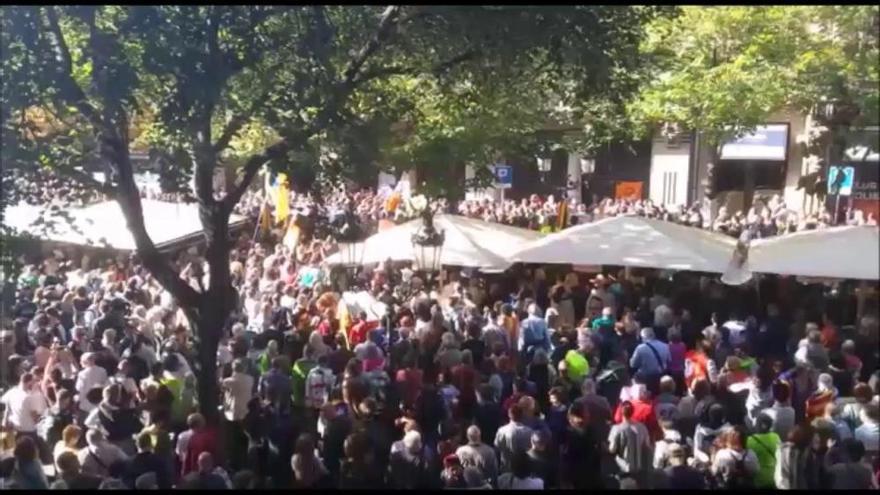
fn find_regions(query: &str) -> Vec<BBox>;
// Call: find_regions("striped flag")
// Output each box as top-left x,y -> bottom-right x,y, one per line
556,200 -> 569,231
258,202 -> 271,238
336,298 -> 352,350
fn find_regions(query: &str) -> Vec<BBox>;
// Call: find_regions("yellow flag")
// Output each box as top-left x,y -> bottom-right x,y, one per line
282,217 -> 301,250
275,173 -> 289,225
336,298 -> 351,349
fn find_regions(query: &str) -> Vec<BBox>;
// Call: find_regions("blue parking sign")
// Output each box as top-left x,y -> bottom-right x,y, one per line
492,164 -> 513,189
828,166 -> 854,196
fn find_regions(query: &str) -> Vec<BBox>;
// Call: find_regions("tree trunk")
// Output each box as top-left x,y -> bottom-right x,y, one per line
192,308 -> 224,425
191,203 -> 235,426
705,141 -> 721,225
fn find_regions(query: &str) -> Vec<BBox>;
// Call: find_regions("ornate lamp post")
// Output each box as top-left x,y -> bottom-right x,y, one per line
536,156 -> 553,184
411,206 -> 445,283
332,200 -> 368,283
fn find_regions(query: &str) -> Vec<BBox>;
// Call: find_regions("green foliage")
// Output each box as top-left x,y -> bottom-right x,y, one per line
628,6 -> 879,147
2,6 -> 666,199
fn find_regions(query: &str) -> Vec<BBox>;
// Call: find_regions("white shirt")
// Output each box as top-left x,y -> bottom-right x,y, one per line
222,372 -> 254,421
110,374 -> 139,401
78,442 -> 128,477
75,365 -> 109,412
176,429 -> 193,460
855,422 -> 879,454
1,385 -> 47,433
722,320 -> 748,347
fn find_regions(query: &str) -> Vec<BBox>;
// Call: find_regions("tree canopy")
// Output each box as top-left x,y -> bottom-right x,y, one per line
628,5 -> 879,147
1,5 -> 669,419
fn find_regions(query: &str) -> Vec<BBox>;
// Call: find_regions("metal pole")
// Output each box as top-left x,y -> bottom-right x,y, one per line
834,193 -> 841,225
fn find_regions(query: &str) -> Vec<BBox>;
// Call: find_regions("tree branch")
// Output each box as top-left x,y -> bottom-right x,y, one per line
212,87 -> 274,154
43,7 -> 103,131
222,6 -> 405,211
340,6 -> 402,88
221,138 -> 292,210
78,7 -> 203,308
353,48 -> 481,84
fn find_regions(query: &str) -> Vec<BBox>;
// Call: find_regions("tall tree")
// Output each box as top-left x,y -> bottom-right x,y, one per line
628,5 -> 879,211
1,5 -> 665,421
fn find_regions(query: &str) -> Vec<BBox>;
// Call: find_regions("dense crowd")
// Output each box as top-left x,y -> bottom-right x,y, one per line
2,177 -> 879,490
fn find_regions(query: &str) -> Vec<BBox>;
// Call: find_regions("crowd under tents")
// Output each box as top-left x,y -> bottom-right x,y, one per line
324,212 -> 879,285
4,200 -> 248,253
323,213 -> 542,272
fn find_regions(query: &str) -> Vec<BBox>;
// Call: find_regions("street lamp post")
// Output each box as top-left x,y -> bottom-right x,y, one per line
536,156 -> 552,184
411,206 -> 445,286
332,201 -> 368,288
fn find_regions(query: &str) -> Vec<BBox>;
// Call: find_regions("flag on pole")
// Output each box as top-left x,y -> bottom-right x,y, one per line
556,200 -> 569,231
275,173 -> 289,225
257,202 -> 271,239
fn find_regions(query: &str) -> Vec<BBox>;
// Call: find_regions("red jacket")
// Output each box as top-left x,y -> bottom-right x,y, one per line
181,428 -> 219,478
684,349 -> 710,390
451,364 -> 477,409
395,368 -> 423,408
348,320 -> 378,347
613,399 -> 661,441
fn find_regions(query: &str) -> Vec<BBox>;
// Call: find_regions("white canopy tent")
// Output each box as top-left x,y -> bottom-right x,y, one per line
511,215 -> 739,274
746,225 -> 880,281
5,200 -> 247,252
323,214 -> 542,272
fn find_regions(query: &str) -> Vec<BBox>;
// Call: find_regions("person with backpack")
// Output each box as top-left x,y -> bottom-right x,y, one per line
775,424 -> 821,490
629,327 -> 670,397
746,412 -> 781,489
711,426 -> 759,489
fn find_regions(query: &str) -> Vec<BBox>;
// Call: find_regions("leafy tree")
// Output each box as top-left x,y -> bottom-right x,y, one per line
1,5 -> 664,421
628,5 -> 879,210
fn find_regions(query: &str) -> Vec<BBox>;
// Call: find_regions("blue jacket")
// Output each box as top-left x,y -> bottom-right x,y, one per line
520,315 -> 550,352
629,338 -> 671,376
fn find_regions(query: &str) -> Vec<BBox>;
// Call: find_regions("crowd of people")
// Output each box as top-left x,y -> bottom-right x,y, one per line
1,176 -> 879,490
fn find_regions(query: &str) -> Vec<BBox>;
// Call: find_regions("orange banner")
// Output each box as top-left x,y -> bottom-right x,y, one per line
615,181 -> 643,200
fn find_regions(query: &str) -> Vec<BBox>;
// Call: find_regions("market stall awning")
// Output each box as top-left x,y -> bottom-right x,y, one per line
5,200 -> 247,252
323,214 -> 542,271
747,225 -> 879,281
511,215 -> 739,273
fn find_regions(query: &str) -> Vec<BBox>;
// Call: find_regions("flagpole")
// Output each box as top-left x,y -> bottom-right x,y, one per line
252,202 -> 263,243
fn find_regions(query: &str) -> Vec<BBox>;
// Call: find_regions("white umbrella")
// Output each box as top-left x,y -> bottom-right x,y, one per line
323,214 -> 542,271
747,225 -> 879,280
4,200 -> 246,251
511,215 -> 739,274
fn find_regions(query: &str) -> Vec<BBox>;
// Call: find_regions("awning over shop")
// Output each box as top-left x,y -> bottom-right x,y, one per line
4,200 -> 247,252
747,225 -> 879,281
511,215 -> 739,274
323,214 -> 541,272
